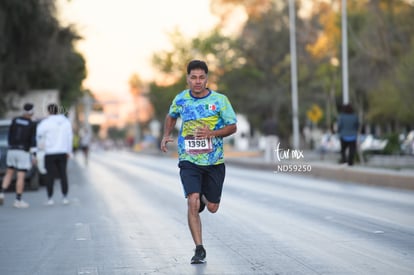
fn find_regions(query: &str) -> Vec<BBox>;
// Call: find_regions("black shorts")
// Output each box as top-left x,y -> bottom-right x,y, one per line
178,160 -> 225,203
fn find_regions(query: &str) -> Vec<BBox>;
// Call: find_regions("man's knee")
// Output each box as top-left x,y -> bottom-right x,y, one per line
187,193 -> 200,210
207,203 -> 219,213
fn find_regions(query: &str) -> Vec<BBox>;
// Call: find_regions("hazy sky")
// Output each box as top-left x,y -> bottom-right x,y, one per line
58,0 -> 219,98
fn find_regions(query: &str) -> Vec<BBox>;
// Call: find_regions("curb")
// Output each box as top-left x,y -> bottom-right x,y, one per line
226,158 -> 414,190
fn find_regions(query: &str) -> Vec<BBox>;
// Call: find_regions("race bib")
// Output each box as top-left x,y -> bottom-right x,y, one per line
184,136 -> 213,154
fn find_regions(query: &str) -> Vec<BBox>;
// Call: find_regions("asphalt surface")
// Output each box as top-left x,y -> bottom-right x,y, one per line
0,151 -> 413,275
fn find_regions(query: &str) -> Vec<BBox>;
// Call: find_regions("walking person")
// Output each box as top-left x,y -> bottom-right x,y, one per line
79,126 -> 92,165
36,103 -> 73,205
160,60 -> 237,264
338,103 -> 359,166
0,103 -> 36,208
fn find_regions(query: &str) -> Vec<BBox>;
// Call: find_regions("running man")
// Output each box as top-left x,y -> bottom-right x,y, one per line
160,60 -> 237,264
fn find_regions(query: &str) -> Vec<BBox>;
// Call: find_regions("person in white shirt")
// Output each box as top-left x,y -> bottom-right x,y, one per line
36,104 -> 73,205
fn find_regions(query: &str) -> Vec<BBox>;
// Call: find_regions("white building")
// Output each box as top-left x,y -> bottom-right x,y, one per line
5,89 -> 60,120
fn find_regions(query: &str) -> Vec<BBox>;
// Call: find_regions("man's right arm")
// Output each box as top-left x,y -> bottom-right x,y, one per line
7,119 -> 16,146
160,114 -> 177,152
36,121 -> 46,150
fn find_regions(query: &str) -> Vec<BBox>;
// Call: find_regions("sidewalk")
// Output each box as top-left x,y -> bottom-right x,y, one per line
225,150 -> 414,190
135,146 -> 414,190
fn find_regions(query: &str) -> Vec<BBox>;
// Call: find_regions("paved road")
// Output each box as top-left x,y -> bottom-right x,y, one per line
0,151 -> 413,275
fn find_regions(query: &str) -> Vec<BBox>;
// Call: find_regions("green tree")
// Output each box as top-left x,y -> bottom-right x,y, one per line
304,0 -> 414,131
223,3 -> 292,138
0,0 -> 86,115
149,0 -> 414,146
368,39 -> 414,126
347,0 -> 414,129
150,1 -> 305,143
149,28 -> 239,122
303,1 -> 343,129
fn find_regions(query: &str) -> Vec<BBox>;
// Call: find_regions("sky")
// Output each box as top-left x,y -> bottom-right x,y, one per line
57,0 -> 220,99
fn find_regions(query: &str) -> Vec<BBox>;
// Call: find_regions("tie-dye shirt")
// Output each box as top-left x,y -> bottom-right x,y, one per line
169,89 -> 237,165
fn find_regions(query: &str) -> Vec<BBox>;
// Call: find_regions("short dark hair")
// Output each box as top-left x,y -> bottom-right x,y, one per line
187,60 -> 208,74
342,103 -> 354,114
23,103 -> 34,115
47,103 -> 59,115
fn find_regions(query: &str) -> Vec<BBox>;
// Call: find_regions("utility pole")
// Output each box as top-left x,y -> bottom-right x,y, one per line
289,0 -> 300,149
341,0 -> 349,104
83,93 -> 92,132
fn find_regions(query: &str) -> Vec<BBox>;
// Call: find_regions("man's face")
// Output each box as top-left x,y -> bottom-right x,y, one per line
187,68 -> 208,95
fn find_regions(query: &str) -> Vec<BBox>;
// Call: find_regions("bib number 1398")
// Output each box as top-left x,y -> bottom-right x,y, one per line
184,137 -> 212,154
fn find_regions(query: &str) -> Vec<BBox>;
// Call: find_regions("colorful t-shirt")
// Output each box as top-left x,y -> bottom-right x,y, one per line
169,89 -> 237,165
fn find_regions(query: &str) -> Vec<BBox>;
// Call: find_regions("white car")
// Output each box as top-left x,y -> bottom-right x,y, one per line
401,131 -> 414,155
359,134 -> 388,152
317,133 -> 388,153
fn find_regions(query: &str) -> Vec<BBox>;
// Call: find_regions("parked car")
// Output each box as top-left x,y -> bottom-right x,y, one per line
359,134 -> 388,152
316,133 -> 388,153
401,131 -> 414,155
0,119 -> 40,191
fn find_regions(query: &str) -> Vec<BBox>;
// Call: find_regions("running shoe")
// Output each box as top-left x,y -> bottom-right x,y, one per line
191,245 -> 206,264
0,193 -> 4,205
199,194 -> 205,213
62,198 -> 69,205
13,200 -> 29,208
46,199 -> 54,206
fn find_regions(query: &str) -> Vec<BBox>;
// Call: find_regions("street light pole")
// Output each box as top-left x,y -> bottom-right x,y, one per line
83,94 -> 92,132
289,0 -> 300,150
341,0 -> 349,104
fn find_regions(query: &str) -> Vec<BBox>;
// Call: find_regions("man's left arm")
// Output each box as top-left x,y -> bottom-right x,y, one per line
195,124 -> 237,139
213,124 -> 237,138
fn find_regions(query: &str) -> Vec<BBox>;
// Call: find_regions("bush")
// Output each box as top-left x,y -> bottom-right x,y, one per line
382,133 -> 400,155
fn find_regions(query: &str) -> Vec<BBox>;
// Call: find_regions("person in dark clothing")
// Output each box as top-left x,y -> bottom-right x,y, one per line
0,103 -> 36,208
338,104 -> 359,166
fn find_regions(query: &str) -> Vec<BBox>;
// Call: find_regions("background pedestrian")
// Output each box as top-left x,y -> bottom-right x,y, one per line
0,103 -> 36,208
338,103 -> 359,166
36,103 -> 73,205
